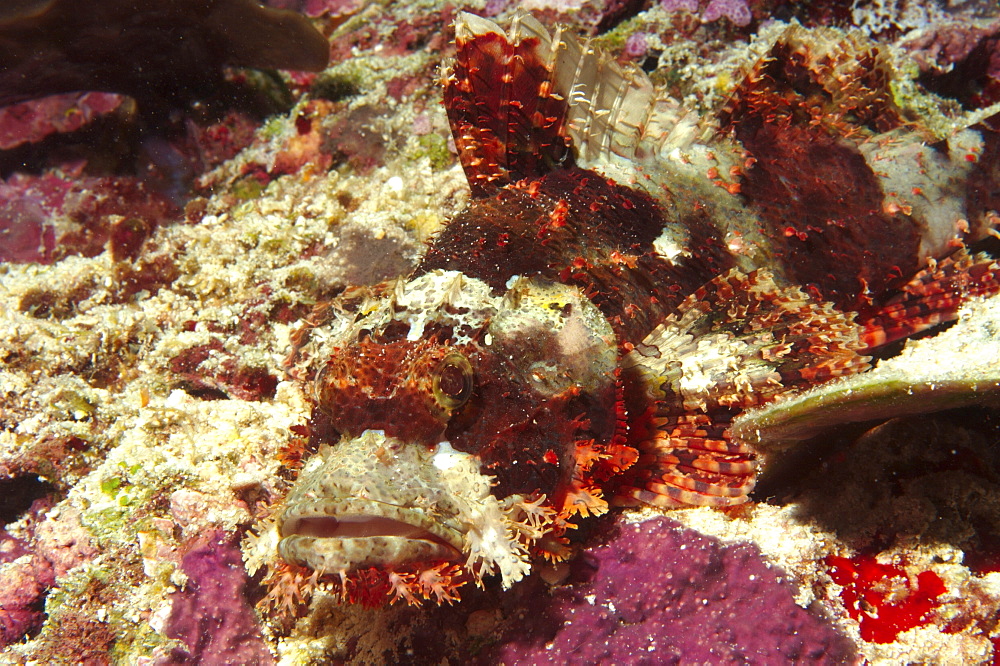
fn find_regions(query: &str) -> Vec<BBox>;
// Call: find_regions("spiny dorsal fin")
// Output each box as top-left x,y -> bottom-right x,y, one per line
446,11 -> 676,194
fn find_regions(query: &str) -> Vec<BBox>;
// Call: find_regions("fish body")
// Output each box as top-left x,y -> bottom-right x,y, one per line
258,12 -> 1000,606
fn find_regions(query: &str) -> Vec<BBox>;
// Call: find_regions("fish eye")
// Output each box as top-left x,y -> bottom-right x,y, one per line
432,352 -> 474,410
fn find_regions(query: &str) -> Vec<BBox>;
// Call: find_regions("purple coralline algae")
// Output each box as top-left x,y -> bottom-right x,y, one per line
0,498 -> 97,648
0,530 -> 53,648
493,517 -> 856,663
701,0 -> 752,27
661,0 -> 752,26
162,532 -> 274,665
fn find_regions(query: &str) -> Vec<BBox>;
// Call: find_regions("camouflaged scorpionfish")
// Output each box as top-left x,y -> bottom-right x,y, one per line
253,12 -> 1000,607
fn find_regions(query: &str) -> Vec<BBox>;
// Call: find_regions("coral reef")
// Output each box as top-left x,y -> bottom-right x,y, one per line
1,1 -> 1000,664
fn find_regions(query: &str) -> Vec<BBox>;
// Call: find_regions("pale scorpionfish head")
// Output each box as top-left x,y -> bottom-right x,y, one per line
261,270 -> 634,606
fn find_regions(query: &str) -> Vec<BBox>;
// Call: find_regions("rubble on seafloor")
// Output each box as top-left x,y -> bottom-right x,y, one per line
1,0 -> 1000,663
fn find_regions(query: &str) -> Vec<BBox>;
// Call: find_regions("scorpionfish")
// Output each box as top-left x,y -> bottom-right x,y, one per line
251,12 -> 1000,608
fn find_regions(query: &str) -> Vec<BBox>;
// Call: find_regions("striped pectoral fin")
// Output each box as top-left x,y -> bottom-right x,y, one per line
616,268 -> 879,508
859,248 -> 1000,351
614,412 -> 756,508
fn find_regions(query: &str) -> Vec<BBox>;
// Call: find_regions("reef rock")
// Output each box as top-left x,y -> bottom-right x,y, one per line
0,0 -> 329,110
492,516 -> 857,663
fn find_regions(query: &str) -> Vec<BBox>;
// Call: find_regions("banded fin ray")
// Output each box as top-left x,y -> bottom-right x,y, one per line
859,248 -> 1000,350
447,10 -> 677,193
617,269 -> 870,507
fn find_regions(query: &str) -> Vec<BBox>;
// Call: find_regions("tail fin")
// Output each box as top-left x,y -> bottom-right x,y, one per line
446,11 -> 676,194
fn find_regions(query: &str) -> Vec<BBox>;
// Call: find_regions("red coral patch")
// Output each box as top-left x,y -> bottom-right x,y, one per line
826,554 -> 947,644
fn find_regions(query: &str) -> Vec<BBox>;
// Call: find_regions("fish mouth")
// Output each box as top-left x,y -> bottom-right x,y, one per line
272,431 -> 538,588
277,498 -> 465,573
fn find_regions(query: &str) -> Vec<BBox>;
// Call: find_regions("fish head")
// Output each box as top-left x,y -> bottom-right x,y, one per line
273,270 -> 628,602
315,338 -> 475,445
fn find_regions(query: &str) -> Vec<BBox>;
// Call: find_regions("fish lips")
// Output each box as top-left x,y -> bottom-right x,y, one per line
277,498 -> 465,573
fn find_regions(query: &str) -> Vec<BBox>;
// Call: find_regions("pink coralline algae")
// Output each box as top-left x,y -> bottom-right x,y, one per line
0,493 -> 89,649
0,170 -> 177,264
33,506 -> 98,580
0,93 -> 125,150
661,0 -> 700,12
661,0 -> 752,26
624,32 -> 650,59
493,517 -> 855,663
702,0 -> 752,26
0,531 -> 54,648
161,532 -> 274,665
303,0 -> 365,18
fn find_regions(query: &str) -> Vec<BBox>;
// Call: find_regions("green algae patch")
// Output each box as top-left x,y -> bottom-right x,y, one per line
232,176 -> 265,201
408,132 -> 453,171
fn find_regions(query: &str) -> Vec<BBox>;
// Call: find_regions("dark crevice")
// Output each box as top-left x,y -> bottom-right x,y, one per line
0,476 -> 57,525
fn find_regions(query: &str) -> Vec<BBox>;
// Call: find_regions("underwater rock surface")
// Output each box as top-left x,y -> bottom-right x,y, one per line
1,0 -> 1000,664
0,0 -> 329,109
491,516 -> 856,663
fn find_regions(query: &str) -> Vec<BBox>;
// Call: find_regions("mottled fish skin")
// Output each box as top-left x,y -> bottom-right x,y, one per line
254,11 -> 1000,607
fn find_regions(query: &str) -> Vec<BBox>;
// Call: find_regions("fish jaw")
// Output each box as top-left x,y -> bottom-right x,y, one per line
278,431 -> 480,573
277,500 -> 465,574
275,430 -> 551,599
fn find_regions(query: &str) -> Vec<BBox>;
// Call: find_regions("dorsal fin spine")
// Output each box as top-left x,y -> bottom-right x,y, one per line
449,11 -> 667,189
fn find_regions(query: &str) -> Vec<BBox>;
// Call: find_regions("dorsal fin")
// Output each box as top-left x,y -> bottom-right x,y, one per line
446,11 -> 667,194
